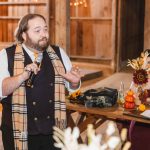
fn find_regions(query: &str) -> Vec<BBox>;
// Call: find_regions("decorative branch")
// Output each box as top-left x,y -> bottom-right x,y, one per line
53,121 -> 131,150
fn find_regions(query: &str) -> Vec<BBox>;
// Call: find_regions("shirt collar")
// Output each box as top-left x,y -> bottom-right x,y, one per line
22,44 -> 43,62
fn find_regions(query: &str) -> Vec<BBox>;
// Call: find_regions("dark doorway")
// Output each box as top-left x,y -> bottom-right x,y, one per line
117,0 -> 145,71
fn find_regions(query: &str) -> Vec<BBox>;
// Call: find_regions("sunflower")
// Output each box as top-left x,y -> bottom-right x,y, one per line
133,69 -> 148,85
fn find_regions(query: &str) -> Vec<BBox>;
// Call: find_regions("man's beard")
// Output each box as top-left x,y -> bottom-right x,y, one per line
24,34 -> 49,52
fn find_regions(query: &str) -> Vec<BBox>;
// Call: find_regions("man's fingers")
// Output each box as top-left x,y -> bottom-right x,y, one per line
71,66 -> 80,73
80,72 -> 85,77
24,63 -> 40,75
70,70 -> 81,78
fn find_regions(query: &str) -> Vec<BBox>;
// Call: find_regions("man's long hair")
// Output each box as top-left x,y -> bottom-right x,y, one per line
14,14 -> 46,43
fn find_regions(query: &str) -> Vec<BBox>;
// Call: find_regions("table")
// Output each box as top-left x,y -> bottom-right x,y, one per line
66,101 -> 150,142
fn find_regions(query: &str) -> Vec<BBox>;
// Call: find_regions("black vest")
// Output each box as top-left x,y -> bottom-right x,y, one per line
1,44 -> 65,135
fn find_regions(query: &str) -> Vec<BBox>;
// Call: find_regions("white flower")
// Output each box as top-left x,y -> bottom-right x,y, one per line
107,136 -> 120,149
106,122 -> 116,136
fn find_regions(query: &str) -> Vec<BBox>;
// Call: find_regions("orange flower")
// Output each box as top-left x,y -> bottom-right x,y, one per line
138,104 -> 146,112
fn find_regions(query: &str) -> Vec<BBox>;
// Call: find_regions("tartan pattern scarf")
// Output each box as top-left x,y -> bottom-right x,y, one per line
12,44 -> 66,150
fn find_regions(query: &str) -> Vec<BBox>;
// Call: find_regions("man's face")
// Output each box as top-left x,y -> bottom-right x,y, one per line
23,17 -> 49,52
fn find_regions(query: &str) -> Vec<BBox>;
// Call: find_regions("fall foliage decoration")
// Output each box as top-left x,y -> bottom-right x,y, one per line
68,90 -> 81,100
138,104 -> 146,112
133,69 -> 148,85
127,51 -> 149,86
138,89 -> 150,103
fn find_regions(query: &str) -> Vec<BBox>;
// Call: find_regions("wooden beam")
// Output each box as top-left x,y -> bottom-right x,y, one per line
54,0 -> 70,51
0,2 -> 46,5
0,16 -> 20,19
116,0 -> 121,72
70,17 -> 112,21
112,0 -> 118,72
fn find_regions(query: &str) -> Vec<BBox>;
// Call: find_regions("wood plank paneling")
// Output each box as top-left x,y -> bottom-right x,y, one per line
70,19 -> 112,58
70,0 -> 114,60
0,0 -> 8,42
54,0 -> 69,51
0,0 -> 49,43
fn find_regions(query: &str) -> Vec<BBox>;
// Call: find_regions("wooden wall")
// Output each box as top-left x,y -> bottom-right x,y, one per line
0,0 -> 147,71
70,0 -> 116,60
0,0 -> 49,45
0,0 -> 70,52
0,0 -> 8,42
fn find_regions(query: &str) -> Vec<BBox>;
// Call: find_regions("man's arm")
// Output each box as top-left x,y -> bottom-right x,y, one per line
59,47 -> 82,92
2,62 -> 40,96
2,74 -> 26,96
0,48 -> 28,97
0,48 -> 40,97
0,49 -> 10,99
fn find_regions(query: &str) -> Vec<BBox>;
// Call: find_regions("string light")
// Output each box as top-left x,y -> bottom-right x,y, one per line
70,0 -> 87,7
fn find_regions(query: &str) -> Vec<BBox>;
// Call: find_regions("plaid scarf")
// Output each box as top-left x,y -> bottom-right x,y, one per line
12,44 -> 66,150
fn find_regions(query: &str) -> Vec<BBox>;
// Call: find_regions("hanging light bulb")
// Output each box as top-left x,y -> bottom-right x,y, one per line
79,1 -> 83,4
74,2 -> 77,6
83,0 -> 87,7
70,0 -> 88,7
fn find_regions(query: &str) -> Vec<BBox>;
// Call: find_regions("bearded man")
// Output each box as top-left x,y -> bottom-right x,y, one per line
0,14 -> 81,150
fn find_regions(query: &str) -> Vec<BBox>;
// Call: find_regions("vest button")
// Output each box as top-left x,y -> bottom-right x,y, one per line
33,102 -> 36,105
47,116 -> 50,119
49,100 -> 52,103
34,117 -> 38,121
50,83 -> 53,86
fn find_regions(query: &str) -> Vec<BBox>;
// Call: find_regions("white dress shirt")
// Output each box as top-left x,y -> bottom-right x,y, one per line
0,44 -> 79,99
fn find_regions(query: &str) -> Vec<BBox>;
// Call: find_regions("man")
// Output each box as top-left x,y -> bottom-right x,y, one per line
0,14 -> 81,150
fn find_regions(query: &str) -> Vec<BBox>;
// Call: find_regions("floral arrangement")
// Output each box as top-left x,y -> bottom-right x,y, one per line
127,51 -> 150,103
127,51 -> 150,86
53,121 -> 131,150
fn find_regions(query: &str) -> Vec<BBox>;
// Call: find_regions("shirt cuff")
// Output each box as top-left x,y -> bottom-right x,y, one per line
0,78 -> 7,100
65,80 -> 81,93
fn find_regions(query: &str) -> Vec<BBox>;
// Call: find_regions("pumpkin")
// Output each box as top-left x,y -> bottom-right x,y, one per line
124,101 -> 135,109
138,104 -> 146,112
125,95 -> 135,102
127,90 -> 134,96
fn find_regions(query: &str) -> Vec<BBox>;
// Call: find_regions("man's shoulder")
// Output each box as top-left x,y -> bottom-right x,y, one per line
0,44 -> 16,56
51,44 -> 59,50
51,44 -> 61,54
50,45 -> 65,54
5,44 -> 16,51
5,44 -> 17,58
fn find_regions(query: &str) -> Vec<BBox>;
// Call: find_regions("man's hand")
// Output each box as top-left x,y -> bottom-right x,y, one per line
21,62 -> 40,81
59,65 -> 84,89
2,62 -> 40,96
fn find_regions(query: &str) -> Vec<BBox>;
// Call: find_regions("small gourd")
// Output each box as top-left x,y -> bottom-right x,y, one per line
124,90 -> 135,109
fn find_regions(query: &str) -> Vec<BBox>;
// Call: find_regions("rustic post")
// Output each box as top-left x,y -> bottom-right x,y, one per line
54,0 -> 70,52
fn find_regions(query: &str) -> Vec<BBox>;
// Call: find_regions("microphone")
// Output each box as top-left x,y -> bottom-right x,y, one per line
26,53 -> 43,88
